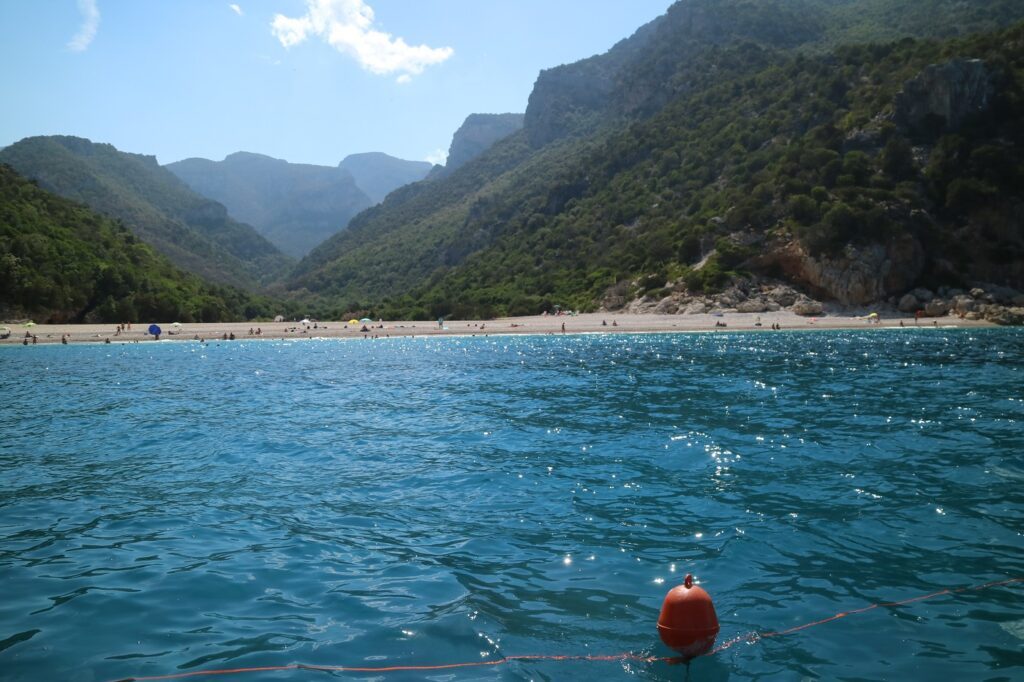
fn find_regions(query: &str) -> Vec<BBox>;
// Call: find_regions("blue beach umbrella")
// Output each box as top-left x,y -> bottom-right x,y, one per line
148,324 -> 162,336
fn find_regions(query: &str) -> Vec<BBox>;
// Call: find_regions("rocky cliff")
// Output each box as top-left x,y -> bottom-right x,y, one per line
894,58 -> 993,137
444,114 -> 525,173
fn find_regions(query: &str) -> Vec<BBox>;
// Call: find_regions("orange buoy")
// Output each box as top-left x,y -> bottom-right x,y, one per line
657,574 -> 720,659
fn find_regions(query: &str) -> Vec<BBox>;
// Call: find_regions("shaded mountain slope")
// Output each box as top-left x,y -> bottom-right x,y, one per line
338,152 -> 432,204
166,152 -> 373,258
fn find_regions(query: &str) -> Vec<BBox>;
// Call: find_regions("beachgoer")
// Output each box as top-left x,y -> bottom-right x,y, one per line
229,332 -> 235,340
612,320 -> 618,327
561,322 -> 566,333
438,317 -> 444,329
105,337 -> 110,344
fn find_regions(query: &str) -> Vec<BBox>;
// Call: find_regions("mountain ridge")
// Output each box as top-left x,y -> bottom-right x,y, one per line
166,152 -> 373,258
0,136 -> 290,290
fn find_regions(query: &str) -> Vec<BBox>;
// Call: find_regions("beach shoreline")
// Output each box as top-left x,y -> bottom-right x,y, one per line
0,310 -> 996,346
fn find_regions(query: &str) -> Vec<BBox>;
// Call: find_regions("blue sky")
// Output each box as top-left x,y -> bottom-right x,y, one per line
0,0 -> 673,166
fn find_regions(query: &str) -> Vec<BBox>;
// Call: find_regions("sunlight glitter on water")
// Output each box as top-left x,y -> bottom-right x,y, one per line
0,329 -> 1022,681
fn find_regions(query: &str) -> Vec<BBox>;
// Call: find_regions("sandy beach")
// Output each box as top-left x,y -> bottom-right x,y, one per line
0,310 -> 993,346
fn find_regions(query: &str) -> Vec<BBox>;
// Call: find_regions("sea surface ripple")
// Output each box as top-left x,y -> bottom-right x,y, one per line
1,329 -> 1022,681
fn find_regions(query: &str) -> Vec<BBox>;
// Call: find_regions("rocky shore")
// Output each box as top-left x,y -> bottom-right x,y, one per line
607,277 -> 1024,326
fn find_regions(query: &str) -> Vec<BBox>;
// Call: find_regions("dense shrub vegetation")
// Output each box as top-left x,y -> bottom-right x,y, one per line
0,165 -> 279,323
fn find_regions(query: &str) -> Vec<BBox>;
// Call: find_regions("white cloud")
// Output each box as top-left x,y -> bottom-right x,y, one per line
229,4 -> 243,16
395,73 -> 411,85
425,148 -> 447,166
271,0 -> 453,80
67,0 -> 100,52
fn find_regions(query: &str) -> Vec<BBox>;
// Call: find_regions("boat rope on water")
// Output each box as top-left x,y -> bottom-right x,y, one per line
108,575 -> 1023,682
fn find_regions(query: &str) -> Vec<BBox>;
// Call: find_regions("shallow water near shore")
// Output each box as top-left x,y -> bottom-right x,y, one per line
1,329 -> 1022,681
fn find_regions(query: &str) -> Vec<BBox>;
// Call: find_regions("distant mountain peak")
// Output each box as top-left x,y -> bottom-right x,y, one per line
442,113 -> 525,173
166,153 -> 372,258
338,153 -> 432,204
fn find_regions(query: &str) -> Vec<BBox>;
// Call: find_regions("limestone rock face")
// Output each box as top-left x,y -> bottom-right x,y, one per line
444,114 -> 525,173
768,236 -> 925,306
894,59 -> 993,136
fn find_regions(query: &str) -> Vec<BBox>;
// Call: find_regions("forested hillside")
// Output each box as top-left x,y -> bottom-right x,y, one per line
288,0 -> 1024,319
0,165 -> 276,323
0,137 -> 291,290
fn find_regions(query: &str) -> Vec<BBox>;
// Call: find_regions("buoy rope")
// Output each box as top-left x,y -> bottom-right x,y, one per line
708,574 -> 1023,655
109,575 -> 1022,682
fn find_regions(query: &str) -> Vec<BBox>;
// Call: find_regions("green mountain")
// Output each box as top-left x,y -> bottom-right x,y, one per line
289,0 -> 1024,319
337,152 -> 433,204
166,152 -> 373,258
0,164 -> 276,323
0,136 -> 291,290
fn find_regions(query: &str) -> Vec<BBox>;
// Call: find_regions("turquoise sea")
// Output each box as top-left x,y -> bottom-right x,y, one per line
1,329 -> 1022,681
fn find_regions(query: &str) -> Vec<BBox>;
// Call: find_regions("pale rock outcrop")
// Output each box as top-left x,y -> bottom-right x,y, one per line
924,299 -> 950,317
951,295 -> 976,314
792,297 -> 824,316
655,297 -> 679,314
894,58 -> 993,136
985,306 -> 1024,326
769,237 -> 925,306
736,299 -> 768,313
683,301 -> 709,314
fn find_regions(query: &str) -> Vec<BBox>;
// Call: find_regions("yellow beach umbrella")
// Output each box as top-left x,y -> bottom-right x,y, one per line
348,319 -> 359,324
